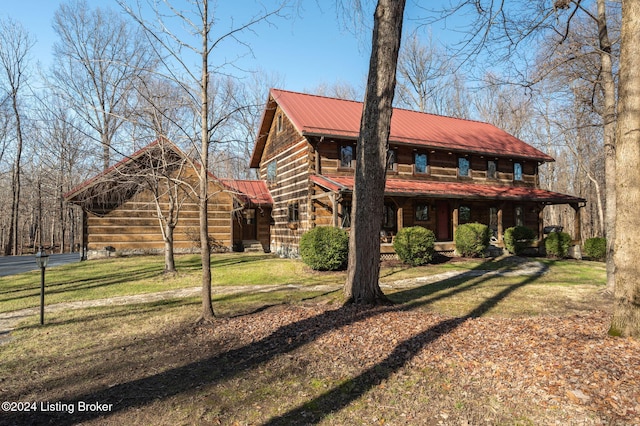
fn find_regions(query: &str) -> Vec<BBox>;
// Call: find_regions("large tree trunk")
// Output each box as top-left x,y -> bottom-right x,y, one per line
199,0 -> 215,322
610,0 -> 640,339
597,0 -> 617,294
344,0 -> 406,305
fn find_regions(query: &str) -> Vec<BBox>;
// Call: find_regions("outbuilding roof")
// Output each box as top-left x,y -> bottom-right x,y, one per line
311,175 -> 585,205
251,88 -> 555,168
65,139 -> 272,214
220,179 -> 273,206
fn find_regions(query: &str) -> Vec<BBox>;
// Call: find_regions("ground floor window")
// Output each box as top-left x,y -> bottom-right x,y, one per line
382,204 -> 396,232
266,160 -> 277,183
287,203 -> 299,222
459,205 -> 471,223
515,205 -> 524,226
415,202 -> 430,221
341,201 -> 351,228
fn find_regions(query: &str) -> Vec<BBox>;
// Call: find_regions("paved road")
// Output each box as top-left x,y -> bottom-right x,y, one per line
0,253 -> 81,277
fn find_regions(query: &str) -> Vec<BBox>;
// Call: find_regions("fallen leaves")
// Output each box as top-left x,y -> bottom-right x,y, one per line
197,305 -> 640,424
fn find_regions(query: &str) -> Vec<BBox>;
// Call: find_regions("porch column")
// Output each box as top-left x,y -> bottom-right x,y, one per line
571,203 -> 583,243
497,205 -> 504,244
82,209 -> 88,260
396,204 -> 404,231
452,203 -> 459,239
331,193 -> 338,227
571,203 -> 583,260
538,204 -> 544,243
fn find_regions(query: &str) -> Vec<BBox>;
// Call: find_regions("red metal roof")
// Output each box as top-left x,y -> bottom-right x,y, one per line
251,89 -> 555,166
220,179 -> 273,206
310,175 -> 585,205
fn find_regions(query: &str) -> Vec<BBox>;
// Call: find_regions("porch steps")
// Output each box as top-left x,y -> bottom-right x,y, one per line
242,240 -> 265,253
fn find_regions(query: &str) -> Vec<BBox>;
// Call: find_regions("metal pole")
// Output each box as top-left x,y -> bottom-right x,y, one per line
40,266 -> 45,325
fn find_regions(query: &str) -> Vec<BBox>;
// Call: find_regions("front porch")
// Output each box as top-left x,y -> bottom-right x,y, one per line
309,175 -> 586,258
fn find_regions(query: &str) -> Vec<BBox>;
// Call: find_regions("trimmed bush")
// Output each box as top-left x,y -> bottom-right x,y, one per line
393,226 -> 436,266
455,223 -> 490,257
504,226 -> 536,255
584,237 -> 606,261
299,226 -> 349,271
544,231 -> 572,258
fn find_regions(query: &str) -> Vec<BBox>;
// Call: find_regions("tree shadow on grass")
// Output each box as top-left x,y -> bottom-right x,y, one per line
1,259 -> 547,426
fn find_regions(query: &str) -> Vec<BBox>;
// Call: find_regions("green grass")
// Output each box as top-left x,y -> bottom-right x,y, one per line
0,253 -> 342,313
0,253 -> 607,315
0,254 -> 617,426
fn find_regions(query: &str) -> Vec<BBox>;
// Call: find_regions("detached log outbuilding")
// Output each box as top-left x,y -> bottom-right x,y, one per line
65,139 -> 272,259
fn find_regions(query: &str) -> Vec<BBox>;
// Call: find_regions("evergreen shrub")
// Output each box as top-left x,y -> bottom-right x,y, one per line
455,223 -> 490,257
504,226 -> 536,255
544,231 -> 572,258
584,237 -> 606,261
393,226 -> 436,266
299,226 -> 349,271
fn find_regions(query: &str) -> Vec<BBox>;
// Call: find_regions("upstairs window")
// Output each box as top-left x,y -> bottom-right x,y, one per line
387,149 -> 397,172
340,145 -> 354,168
277,114 -> 283,133
487,160 -> 497,179
514,162 -> 523,181
414,152 -> 428,174
266,160 -> 277,183
458,157 -> 470,177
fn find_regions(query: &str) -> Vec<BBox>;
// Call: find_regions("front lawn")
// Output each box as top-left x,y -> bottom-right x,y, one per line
2,254 -> 636,426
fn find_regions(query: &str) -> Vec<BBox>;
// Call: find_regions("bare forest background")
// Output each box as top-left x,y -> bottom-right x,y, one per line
0,0 -> 617,257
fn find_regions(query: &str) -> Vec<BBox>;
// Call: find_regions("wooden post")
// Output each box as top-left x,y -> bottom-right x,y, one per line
538,204 -> 544,243
452,203 -> 459,240
331,193 -> 338,227
570,203 -> 583,260
571,203 -> 582,243
497,205 -> 504,244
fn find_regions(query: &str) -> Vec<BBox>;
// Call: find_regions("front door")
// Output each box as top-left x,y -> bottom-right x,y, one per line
436,201 -> 450,240
243,209 -> 257,240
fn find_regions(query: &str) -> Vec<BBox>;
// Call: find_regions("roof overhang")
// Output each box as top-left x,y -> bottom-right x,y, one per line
310,175 -> 585,205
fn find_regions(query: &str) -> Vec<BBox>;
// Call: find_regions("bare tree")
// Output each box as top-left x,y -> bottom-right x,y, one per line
0,18 -> 34,255
395,32 -> 469,117
126,140 -> 192,273
344,0 -> 406,305
35,94 -> 94,253
610,0 -> 640,339
120,0 -> 288,322
434,0 -> 619,291
50,0 -> 157,171
310,80 -> 363,101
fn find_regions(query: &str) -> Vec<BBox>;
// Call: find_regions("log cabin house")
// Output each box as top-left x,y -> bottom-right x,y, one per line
65,139 -> 272,259
250,88 -> 586,257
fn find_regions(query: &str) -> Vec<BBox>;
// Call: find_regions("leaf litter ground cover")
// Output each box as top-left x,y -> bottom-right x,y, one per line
1,257 -> 638,425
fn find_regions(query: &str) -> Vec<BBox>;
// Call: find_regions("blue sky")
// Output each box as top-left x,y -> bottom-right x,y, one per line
1,0 -> 464,95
